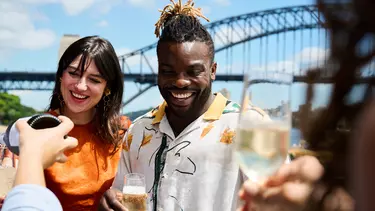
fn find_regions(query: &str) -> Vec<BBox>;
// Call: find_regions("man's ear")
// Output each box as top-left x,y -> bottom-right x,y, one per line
210,62 -> 217,80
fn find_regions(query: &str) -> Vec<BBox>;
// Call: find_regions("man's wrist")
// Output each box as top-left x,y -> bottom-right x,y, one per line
15,149 -> 46,187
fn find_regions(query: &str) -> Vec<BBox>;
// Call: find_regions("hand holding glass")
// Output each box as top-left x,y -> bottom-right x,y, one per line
121,173 -> 148,211
234,72 -> 292,183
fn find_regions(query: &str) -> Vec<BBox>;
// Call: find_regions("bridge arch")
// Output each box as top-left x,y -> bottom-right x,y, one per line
1,5 -> 331,107
118,5 -> 322,71
118,5 -> 323,106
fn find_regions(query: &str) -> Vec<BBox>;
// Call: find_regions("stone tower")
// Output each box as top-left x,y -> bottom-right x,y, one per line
58,34 -> 80,60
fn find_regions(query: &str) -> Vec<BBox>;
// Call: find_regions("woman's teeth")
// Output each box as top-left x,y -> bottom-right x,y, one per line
72,92 -> 87,99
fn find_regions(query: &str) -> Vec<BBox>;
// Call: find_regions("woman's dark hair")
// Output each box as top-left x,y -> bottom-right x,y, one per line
49,36 -> 124,151
154,0 -> 215,63
300,0 -> 375,210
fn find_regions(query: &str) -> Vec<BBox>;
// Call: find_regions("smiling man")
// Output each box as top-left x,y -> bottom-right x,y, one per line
98,2 -> 268,211
157,40 -> 217,137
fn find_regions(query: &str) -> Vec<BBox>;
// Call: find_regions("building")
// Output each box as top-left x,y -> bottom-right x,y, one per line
58,34 -> 80,60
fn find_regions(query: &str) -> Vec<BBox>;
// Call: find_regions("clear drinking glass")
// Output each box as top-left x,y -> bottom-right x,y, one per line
234,71 -> 293,184
121,173 -> 148,211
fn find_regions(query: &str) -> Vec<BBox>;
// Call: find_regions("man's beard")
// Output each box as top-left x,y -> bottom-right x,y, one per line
159,80 -> 212,119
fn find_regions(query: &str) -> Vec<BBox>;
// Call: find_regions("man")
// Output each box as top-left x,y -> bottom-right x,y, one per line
99,2 -> 268,210
99,1 -> 324,211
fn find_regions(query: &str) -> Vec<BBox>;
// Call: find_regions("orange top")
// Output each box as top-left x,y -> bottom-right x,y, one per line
44,111 -> 131,211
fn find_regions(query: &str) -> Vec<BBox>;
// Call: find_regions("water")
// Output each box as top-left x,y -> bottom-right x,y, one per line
291,128 -> 301,146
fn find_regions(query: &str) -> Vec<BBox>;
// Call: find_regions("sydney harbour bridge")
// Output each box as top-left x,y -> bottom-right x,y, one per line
1,5 -> 373,107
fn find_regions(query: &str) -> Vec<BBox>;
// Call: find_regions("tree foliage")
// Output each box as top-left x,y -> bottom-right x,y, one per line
0,92 -> 38,125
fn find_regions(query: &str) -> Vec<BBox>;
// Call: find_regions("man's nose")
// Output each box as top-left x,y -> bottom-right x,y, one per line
174,73 -> 191,88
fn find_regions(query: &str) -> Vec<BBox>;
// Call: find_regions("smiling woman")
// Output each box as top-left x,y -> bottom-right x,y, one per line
3,36 -> 132,211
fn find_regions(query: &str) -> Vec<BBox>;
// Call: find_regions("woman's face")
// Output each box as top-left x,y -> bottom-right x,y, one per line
60,55 -> 107,115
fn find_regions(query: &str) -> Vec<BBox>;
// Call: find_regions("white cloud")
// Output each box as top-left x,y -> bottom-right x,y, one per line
0,1 -> 56,57
0,0 -> 115,60
92,0 -> 121,15
97,20 -> 108,27
18,0 -> 58,4
294,47 -> 328,64
250,60 -> 297,74
96,4 -> 112,14
5,0 -> 125,20
20,0 -> 119,16
61,0 -> 95,16
116,48 -> 132,57
200,6 -> 211,15
116,47 -> 141,67
212,24 -> 262,48
253,47 -> 327,75
127,0 -> 155,8
30,10 -> 50,21
212,0 -> 230,6
218,46 -> 328,76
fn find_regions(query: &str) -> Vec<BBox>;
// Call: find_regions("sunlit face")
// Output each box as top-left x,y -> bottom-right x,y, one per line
157,41 -> 216,117
60,55 -> 107,115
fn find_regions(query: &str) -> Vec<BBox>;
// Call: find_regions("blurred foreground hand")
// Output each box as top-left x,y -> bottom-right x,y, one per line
238,156 -> 324,211
16,116 -> 78,169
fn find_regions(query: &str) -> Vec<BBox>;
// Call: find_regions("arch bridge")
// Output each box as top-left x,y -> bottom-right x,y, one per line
1,4 -> 373,107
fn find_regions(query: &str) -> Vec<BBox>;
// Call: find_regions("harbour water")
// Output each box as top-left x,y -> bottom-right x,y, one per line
291,128 -> 301,146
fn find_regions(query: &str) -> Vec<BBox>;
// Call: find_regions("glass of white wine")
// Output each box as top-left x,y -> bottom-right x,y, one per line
235,71 -> 293,183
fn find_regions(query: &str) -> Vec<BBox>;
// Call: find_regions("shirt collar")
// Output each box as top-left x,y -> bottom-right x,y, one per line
151,93 -> 228,125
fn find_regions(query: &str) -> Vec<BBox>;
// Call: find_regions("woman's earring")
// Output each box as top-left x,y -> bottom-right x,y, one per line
103,88 -> 111,112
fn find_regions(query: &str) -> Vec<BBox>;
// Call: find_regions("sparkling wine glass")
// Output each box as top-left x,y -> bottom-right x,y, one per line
122,173 -> 148,211
234,71 -> 293,183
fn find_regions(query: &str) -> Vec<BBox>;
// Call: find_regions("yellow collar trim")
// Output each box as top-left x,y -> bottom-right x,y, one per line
203,93 -> 227,120
151,93 -> 228,124
152,101 -> 167,125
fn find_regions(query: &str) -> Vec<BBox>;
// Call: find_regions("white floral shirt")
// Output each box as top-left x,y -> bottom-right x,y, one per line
113,93 -> 268,211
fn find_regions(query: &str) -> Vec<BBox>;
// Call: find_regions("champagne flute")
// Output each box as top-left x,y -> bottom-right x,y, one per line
234,71 -> 293,184
121,173 -> 148,211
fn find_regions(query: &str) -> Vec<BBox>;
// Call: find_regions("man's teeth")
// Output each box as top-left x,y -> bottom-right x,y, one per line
171,92 -> 193,99
72,92 -> 87,99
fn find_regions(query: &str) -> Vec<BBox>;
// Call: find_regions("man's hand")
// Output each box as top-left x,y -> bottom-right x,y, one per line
238,156 -> 324,211
16,116 -> 78,169
98,188 -> 128,211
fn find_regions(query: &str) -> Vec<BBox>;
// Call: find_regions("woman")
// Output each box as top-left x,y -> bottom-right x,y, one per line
3,36 -> 131,210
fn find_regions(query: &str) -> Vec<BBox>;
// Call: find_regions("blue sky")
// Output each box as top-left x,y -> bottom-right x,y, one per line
0,0 -> 343,114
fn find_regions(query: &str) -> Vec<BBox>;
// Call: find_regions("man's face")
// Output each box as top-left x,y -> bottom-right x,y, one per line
157,41 -> 217,117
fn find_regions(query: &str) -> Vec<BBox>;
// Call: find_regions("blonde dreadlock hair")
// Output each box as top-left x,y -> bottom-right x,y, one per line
155,0 -> 215,63
155,0 -> 209,38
